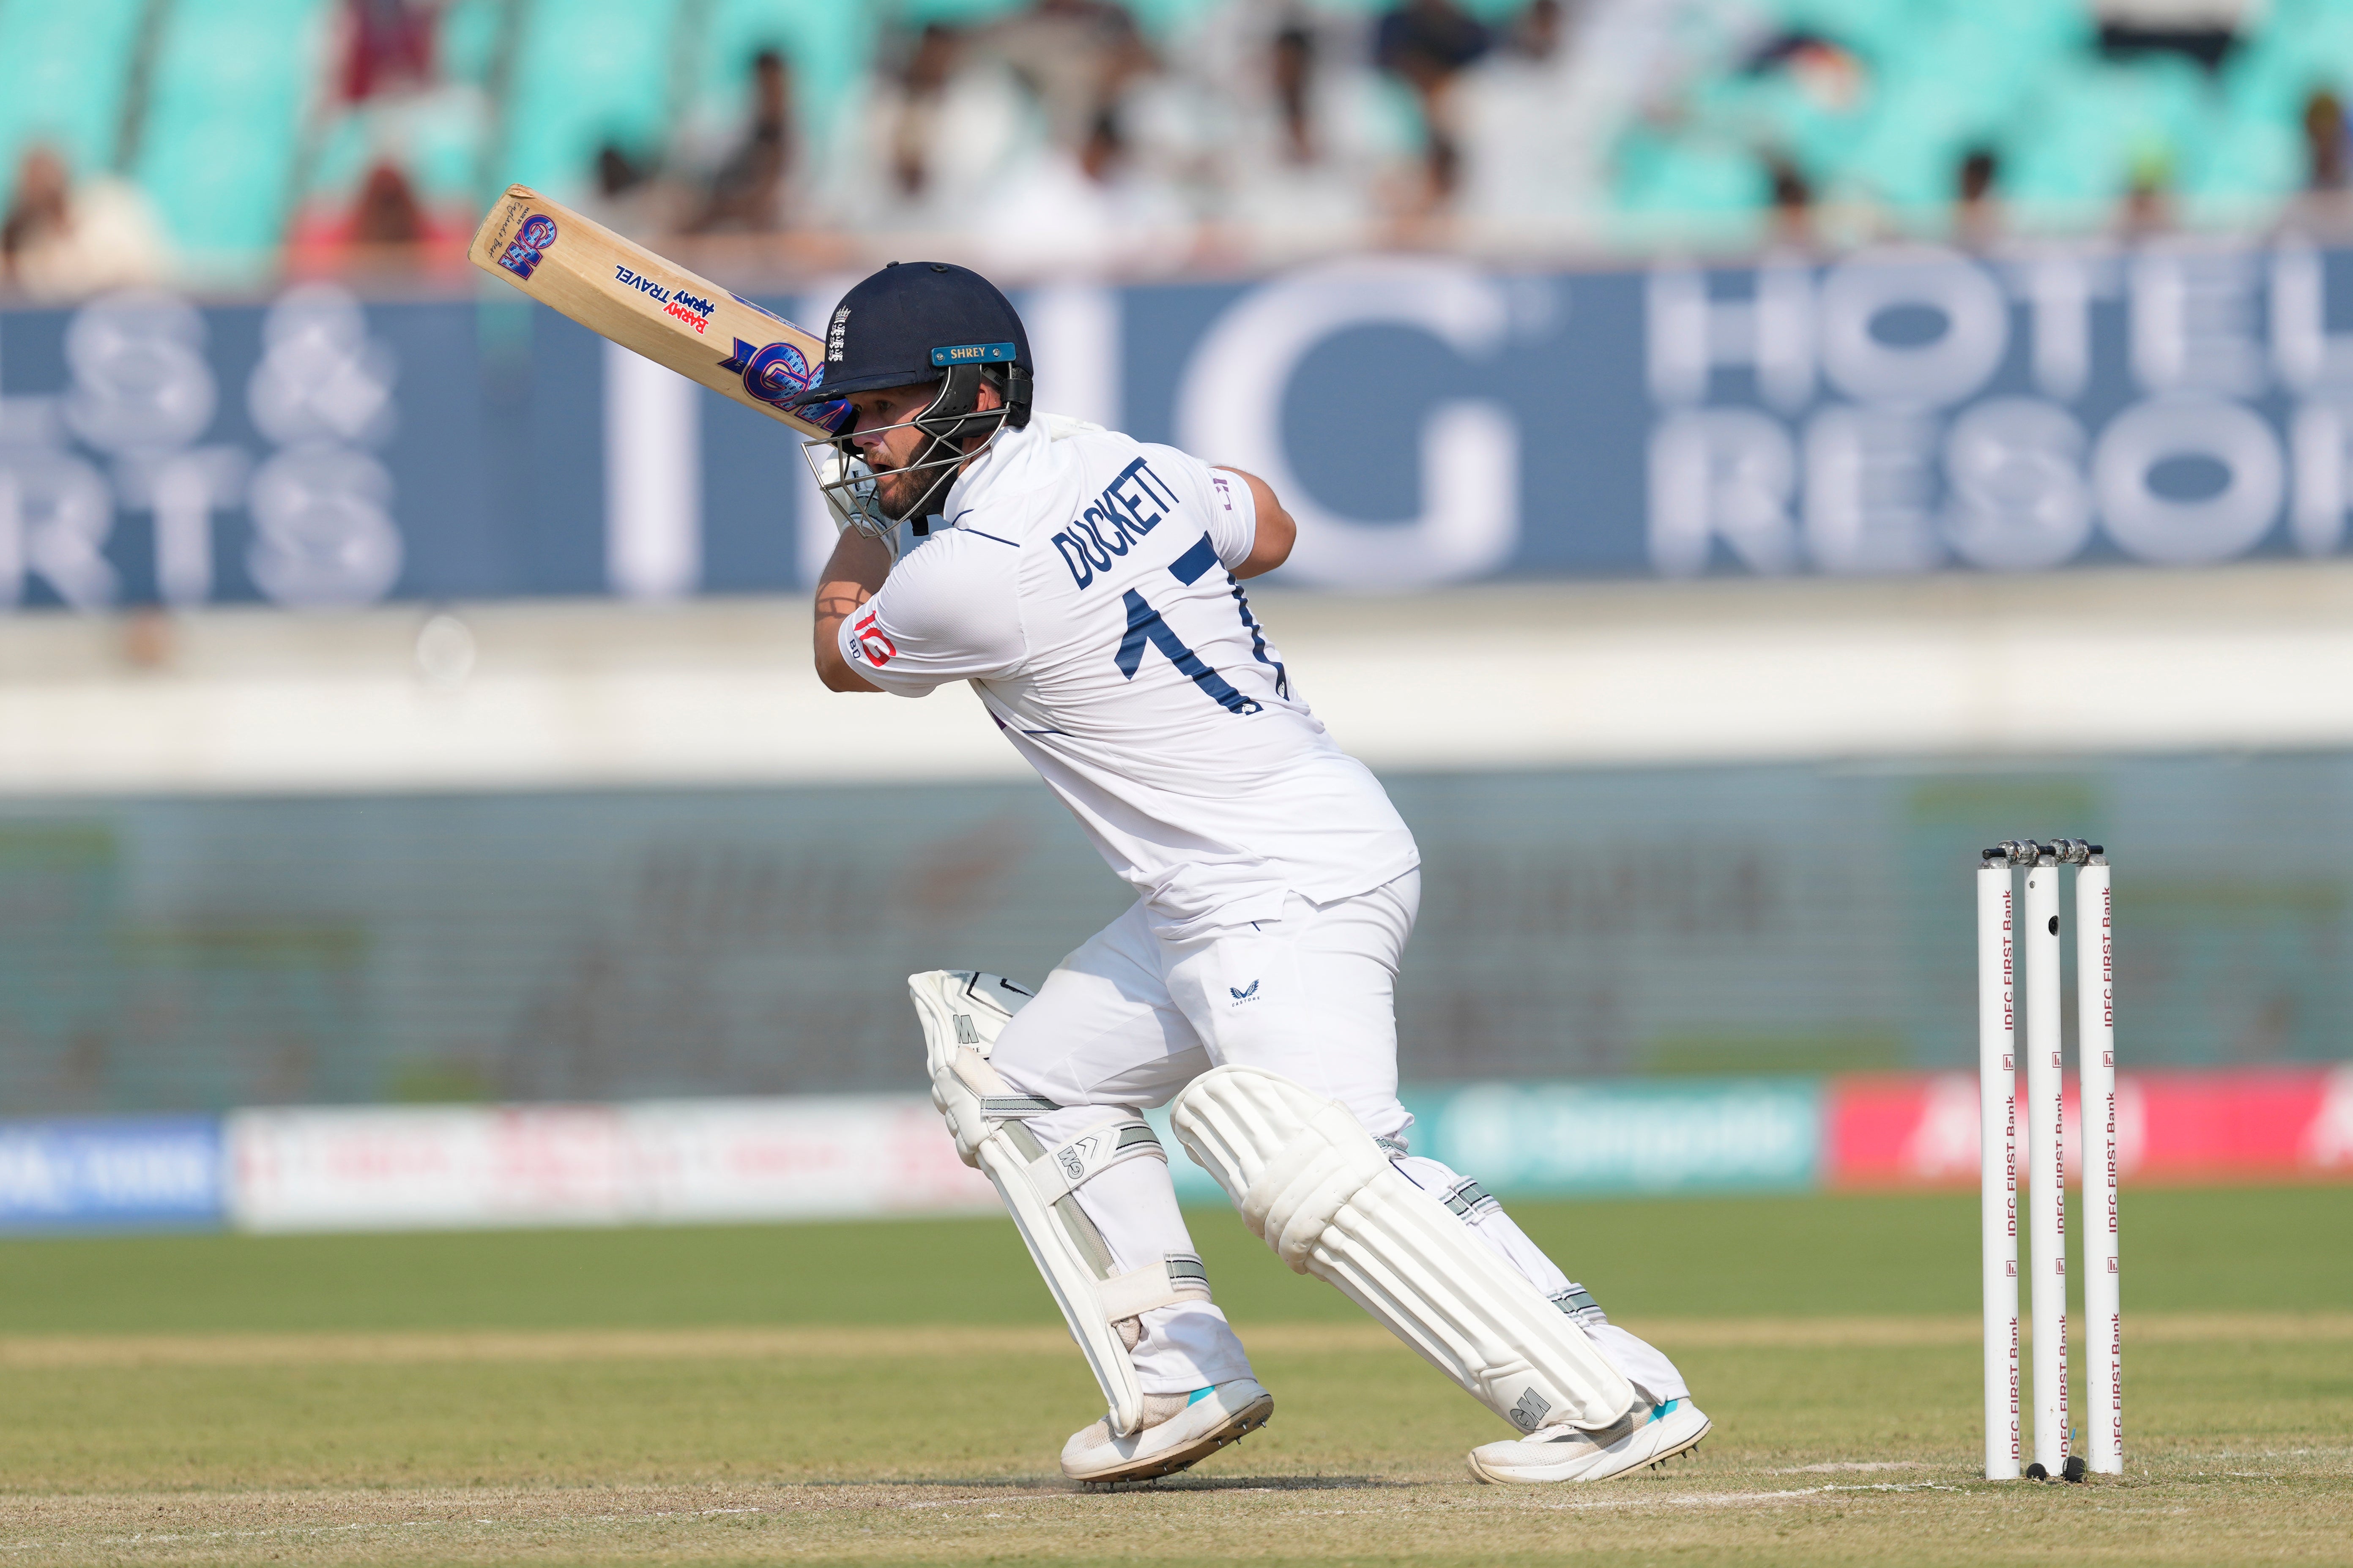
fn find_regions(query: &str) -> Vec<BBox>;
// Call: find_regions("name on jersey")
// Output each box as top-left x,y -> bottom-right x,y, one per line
616,266 -> 716,332
1053,458 -> 1179,590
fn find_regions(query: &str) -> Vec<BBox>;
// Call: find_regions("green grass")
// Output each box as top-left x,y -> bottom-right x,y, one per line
2,1186 -> 2346,1334
0,1188 -> 2347,1565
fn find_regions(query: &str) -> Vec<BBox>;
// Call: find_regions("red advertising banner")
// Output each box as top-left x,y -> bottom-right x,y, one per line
1826,1067 -> 2353,1189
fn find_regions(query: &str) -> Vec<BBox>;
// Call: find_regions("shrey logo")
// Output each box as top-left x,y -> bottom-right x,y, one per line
721,338 -> 815,407
497,212 -> 557,279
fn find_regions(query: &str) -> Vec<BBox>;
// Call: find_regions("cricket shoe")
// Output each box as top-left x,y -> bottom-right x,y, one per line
1060,1378 -> 1273,1484
1465,1398 -> 1711,1485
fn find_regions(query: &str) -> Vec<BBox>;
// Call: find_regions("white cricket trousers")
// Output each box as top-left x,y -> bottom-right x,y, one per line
987,869 -> 1690,1405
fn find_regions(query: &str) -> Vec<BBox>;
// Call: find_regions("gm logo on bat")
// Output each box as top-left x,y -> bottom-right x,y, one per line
721,337 -> 815,407
497,213 -> 557,280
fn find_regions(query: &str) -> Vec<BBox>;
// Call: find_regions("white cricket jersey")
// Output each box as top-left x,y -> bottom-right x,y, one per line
840,415 -> 1419,935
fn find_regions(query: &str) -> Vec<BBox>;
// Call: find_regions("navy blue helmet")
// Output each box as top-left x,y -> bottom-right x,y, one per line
784,260 -> 1034,526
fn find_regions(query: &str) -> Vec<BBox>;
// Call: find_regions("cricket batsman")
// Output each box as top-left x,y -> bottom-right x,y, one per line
788,260 -> 1707,1486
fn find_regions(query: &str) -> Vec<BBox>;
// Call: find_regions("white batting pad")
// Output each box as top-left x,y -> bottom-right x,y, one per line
909,969 -> 1037,1165
1171,1063 -> 1638,1434
909,970 -> 1209,1437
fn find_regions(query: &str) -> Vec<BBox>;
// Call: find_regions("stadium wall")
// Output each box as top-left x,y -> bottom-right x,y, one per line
5,1068 -> 2348,1234
2,750 -> 2351,1116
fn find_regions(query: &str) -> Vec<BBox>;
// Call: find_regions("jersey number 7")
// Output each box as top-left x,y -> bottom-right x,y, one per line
1115,590 -> 1262,716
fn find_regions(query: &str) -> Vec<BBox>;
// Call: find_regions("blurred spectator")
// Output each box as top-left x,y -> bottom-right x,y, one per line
1200,12 -> 1399,263
1,147 -> 69,280
825,22 -> 1032,236
284,158 -> 462,277
690,49 -> 793,233
339,0 -> 438,102
578,141 -> 663,239
352,161 -> 428,248
987,0 -> 1155,150
1955,146 -> 2001,249
980,103 -> 1190,277
1375,0 -> 1492,207
2120,147 -> 2176,236
891,25 -> 964,200
1456,0 -> 1599,243
1272,22 -> 1316,165
2306,89 -> 2348,193
0,144 -> 170,300
1765,154 -> 1812,247
1508,0 -> 1566,61
1741,29 -> 1867,113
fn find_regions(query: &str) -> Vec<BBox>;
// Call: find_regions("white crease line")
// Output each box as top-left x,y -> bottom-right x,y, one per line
1546,1482 -> 1964,1512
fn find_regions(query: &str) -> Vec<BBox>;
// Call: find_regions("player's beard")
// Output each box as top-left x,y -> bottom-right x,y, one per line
868,457 -> 928,520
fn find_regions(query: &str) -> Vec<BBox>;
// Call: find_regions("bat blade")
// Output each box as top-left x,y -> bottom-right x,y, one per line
467,184 -> 845,439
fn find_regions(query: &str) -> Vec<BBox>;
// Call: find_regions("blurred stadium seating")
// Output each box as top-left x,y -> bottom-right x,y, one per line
5,0 -> 2353,287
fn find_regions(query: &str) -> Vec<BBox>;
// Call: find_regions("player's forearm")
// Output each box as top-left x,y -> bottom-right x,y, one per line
813,530 -> 893,692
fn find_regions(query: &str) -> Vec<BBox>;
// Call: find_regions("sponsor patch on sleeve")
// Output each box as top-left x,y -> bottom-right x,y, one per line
850,611 -> 897,666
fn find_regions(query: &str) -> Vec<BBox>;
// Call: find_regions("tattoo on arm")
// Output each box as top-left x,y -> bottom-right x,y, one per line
813,532 -> 892,692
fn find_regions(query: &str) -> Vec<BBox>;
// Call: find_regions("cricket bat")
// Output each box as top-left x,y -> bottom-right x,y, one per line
467,184 -> 847,436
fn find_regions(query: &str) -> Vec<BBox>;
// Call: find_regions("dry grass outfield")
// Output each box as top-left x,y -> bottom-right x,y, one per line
0,1316 -> 2345,1566
3,1192 -> 2347,1564
4,1460 -> 2351,1568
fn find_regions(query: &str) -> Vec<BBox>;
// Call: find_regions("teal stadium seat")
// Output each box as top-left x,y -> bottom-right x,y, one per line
887,0 -> 1026,25
1592,0 -> 2353,234
0,0 -> 149,213
2224,2 -> 2353,132
500,0 -> 684,203
132,0 -> 326,275
1831,11 -> 2068,214
2002,54 -> 2211,213
1609,119 -> 1774,239
438,0 -> 508,89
